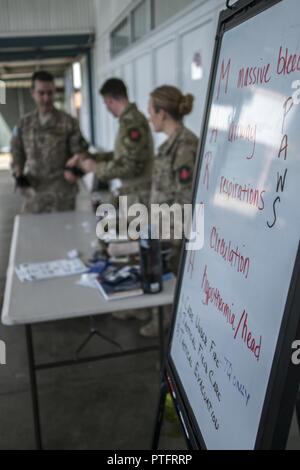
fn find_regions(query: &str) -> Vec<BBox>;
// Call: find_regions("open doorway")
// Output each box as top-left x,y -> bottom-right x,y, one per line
0,33 -> 95,171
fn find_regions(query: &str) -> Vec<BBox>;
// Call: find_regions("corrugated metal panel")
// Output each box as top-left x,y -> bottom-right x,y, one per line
9,0 -> 50,33
49,0 -> 94,32
0,0 -> 94,34
0,0 -> 11,33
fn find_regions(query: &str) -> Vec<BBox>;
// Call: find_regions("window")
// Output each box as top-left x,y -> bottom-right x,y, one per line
153,0 -> 194,27
111,18 -> 131,56
110,0 -> 196,57
132,0 -> 151,42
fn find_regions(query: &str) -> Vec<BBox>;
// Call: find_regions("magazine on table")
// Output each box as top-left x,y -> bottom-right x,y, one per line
94,265 -> 143,300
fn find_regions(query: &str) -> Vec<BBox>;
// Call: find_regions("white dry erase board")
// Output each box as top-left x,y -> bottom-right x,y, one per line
167,0 -> 300,450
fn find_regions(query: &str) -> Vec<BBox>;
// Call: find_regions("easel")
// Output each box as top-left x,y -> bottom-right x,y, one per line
152,369 -> 300,450
151,370 -> 198,450
151,0 -> 300,451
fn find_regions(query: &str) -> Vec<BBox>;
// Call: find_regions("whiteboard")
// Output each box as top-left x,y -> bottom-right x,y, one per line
169,0 -> 300,450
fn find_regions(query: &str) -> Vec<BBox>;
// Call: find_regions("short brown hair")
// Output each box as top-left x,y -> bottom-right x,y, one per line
31,71 -> 54,89
99,78 -> 128,99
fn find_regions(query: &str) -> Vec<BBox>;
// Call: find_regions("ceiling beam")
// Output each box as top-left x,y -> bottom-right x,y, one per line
0,33 -> 94,49
0,48 -> 87,62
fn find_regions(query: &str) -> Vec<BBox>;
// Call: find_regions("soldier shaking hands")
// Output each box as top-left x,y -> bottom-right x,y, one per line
11,71 -> 89,214
66,78 -> 154,207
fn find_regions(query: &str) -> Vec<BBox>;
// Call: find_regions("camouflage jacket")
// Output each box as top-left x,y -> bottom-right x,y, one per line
150,125 -> 198,206
11,108 -> 89,213
95,103 -> 153,206
150,125 -> 198,274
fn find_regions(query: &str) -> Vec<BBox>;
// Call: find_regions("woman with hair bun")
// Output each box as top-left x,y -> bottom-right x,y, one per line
140,85 -> 198,338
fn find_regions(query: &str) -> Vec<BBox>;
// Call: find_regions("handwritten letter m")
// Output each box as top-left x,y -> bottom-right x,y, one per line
0,340 -> 6,365
0,80 -> 6,105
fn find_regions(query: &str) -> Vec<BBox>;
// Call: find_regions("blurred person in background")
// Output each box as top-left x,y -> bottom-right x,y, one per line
11,71 -> 89,213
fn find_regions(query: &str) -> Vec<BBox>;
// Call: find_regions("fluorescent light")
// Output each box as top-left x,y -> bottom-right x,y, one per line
72,62 -> 82,90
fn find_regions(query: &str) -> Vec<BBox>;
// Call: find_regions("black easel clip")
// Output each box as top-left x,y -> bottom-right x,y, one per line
226,0 -> 236,9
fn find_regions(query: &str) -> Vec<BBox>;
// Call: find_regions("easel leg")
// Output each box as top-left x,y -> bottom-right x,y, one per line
158,306 -> 165,369
26,325 -> 42,450
151,377 -> 167,450
296,389 -> 300,434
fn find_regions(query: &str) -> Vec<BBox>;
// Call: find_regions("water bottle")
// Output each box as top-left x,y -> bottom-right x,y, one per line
139,225 -> 163,294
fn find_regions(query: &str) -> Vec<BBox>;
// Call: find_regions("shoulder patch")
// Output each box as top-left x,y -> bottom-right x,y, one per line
128,128 -> 141,142
178,166 -> 193,184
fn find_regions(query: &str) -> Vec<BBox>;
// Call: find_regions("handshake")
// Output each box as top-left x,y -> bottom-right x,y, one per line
64,165 -> 85,178
64,153 -> 97,184
64,153 -> 108,191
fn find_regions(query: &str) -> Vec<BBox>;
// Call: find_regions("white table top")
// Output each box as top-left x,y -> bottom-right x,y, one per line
1,211 -> 175,326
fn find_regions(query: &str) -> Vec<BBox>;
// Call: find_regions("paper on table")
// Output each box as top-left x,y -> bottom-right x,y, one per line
15,258 -> 87,282
76,273 -> 98,289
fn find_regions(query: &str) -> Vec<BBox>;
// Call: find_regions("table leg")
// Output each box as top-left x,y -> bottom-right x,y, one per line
25,325 -> 42,450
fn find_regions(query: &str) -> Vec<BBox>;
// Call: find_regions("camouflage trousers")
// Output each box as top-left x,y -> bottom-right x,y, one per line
21,187 -> 76,214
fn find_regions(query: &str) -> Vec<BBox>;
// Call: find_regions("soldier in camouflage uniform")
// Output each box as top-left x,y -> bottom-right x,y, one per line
69,78 -> 153,207
149,85 -> 198,272
140,85 -> 198,337
11,71 -> 89,214
150,125 -> 197,211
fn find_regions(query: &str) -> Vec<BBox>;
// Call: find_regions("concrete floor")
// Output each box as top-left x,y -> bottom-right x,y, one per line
0,163 -> 299,450
0,166 -> 185,450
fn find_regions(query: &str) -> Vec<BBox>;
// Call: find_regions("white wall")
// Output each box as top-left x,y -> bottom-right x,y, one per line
0,0 -> 94,35
93,0 -> 133,75
80,56 -> 92,141
94,0 -> 133,33
92,0 -> 227,150
64,67 -> 74,115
